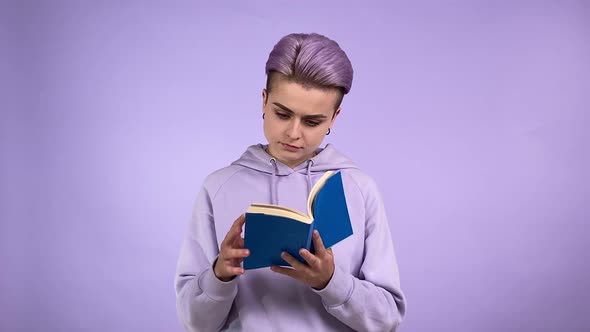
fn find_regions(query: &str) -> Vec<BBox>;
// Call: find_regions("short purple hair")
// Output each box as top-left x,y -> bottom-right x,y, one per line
265,33 -> 353,107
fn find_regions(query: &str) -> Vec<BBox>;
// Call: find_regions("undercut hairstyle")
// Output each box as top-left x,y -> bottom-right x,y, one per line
265,33 -> 354,110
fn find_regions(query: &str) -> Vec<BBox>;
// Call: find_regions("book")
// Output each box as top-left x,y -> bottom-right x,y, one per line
243,170 -> 353,270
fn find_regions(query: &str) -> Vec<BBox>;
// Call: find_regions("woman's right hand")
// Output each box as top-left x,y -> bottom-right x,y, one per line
213,214 -> 250,281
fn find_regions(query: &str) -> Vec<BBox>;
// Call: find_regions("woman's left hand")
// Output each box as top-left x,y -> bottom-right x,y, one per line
271,230 -> 335,290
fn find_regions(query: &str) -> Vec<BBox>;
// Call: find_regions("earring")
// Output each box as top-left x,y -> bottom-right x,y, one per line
326,128 -> 331,135
262,113 -> 265,119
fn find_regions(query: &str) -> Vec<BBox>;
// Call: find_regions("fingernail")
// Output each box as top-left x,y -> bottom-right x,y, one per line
314,230 -> 319,236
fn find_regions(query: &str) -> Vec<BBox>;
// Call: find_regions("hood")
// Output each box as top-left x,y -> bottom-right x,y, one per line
231,143 -> 358,175
230,144 -> 358,205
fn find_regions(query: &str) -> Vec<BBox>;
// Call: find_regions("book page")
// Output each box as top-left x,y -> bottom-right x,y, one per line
247,204 -> 312,224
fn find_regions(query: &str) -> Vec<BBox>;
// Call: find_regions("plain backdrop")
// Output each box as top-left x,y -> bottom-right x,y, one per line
1,1 -> 589,331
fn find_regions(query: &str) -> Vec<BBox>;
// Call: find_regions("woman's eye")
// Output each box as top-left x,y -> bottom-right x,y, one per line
275,112 -> 290,119
305,120 -> 320,127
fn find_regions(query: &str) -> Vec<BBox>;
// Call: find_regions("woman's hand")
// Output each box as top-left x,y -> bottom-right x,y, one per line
213,214 -> 250,281
271,230 -> 335,290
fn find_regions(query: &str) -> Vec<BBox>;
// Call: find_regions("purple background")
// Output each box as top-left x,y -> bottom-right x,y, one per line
2,1 -> 589,331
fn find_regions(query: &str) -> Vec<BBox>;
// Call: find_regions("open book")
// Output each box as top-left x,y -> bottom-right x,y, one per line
243,171 -> 353,270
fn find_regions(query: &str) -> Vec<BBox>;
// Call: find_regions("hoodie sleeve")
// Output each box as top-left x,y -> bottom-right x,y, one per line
174,185 -> 238,332
312,176 -> 407,332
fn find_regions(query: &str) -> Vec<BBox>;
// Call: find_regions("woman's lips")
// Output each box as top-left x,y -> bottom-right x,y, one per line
281,143 -> 301,152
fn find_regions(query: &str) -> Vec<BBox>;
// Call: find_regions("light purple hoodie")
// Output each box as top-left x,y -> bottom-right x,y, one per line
175,144 -> 406,331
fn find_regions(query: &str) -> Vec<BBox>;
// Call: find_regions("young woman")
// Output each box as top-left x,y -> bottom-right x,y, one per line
175,33 -> 406,332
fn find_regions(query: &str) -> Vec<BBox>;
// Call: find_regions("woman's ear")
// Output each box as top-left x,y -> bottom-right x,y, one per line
262,89 -> 268,106
330,108 -> 341,126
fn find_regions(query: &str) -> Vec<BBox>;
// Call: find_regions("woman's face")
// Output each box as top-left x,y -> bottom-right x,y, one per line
262,78 -> 340,168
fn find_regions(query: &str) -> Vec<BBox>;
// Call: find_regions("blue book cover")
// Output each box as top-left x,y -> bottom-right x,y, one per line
243,171 -> 353,270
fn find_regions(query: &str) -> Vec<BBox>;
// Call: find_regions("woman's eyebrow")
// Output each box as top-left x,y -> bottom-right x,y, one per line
273,102 -> 328,119
273,102 -> 295,114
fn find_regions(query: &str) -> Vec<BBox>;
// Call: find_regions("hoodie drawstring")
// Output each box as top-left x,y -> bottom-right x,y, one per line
268,158 -> 314,205
306,159 -> 314,196
269,158 -> 278,205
